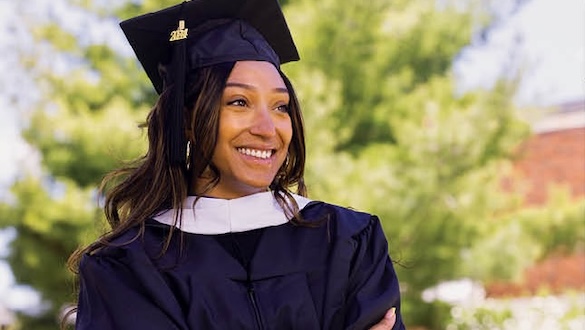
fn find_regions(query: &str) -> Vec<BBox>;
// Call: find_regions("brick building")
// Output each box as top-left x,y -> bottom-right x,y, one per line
513,100 -> 585,205
488,100 -> 585,297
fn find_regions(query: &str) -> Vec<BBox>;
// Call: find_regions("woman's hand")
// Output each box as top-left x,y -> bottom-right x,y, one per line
369,308 -> 396,330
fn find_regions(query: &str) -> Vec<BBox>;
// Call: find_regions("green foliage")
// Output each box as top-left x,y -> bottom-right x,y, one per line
403,300 -> 453,329
289,0 -> 475,150
514,191 -> 585,257
462,191 -> 585,283
285,0 -> 530,327
462,221 -> 542,282
0,176 -> 102,325
24,92 -> 147,187
1,0 -> 542,329
1,1 -> 151,327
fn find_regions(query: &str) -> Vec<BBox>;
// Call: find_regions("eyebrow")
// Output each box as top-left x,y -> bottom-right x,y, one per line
225,82 -> 288,94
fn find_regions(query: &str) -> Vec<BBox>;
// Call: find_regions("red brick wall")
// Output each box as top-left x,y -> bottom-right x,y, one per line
486,253 -> 585,297
490,127 -> 585,296
512,127 -> 585,205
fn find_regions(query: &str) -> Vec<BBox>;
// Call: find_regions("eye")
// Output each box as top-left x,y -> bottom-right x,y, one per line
227,99 -> 248,107
275,104 -> 290,113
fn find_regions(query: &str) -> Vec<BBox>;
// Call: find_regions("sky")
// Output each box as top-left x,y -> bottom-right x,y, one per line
0,0 -> 584,313
454,0 -> 585,106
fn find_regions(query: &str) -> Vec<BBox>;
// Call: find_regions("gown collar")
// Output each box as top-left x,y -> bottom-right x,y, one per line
152,191 -> 312,235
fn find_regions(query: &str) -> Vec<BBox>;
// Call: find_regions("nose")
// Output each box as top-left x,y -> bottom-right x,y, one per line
249,107 -> 276,137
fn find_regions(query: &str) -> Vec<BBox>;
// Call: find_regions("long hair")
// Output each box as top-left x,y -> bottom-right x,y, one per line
67,62 -> 307,273
271,70 -> 307,218
63,62 -> 308,327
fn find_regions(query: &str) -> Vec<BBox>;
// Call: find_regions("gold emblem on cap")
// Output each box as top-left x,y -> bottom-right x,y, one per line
170,20 -> 189,41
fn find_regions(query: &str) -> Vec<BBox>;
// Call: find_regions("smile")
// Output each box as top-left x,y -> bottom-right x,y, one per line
237,147 -> 274,159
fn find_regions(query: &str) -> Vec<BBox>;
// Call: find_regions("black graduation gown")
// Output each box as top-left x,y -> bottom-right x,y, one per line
75,201 -> 405,329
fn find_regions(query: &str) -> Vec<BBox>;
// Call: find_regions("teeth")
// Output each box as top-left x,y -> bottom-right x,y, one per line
237,148 -> 273,159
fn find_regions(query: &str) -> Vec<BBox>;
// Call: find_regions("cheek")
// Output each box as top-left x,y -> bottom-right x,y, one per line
279,118 -> 294,146
216,113 -> 240,143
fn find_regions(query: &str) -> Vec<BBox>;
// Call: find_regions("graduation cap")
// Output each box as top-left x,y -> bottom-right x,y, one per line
120,0 -> 299,165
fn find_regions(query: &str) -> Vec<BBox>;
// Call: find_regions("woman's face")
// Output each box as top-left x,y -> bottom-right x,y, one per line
205,61 -> 292,199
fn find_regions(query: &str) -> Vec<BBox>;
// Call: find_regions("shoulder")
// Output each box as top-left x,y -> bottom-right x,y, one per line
300,201 -> 379,239
83,222 -> 168,262
79,233 -> 138,272
79,224 -> 172,281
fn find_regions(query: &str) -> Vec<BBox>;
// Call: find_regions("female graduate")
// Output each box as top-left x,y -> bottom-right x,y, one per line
71,0 -> 406,329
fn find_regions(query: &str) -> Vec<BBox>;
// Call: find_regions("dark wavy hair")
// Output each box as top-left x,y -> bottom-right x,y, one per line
62,61 -> 307,327
67,61 -> 306,268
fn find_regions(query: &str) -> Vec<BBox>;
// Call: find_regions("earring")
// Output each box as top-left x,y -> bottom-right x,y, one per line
186,141 -> 192,170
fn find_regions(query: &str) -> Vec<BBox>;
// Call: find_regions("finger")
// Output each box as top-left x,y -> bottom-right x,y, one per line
368,307 -> 396,330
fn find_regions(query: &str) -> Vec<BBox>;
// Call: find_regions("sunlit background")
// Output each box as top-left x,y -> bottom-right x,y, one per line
0,0 -> 583,329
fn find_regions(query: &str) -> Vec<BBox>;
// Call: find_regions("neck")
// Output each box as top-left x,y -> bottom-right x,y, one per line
191,177 -> 269,200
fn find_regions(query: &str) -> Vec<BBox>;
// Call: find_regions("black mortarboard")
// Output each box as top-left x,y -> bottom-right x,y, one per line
120,0 -> 299,165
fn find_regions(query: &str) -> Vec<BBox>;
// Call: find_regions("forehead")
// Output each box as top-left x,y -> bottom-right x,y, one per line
226,61 -> 285,87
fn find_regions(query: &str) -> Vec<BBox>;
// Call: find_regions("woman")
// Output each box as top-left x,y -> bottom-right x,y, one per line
71,0 -> 405,329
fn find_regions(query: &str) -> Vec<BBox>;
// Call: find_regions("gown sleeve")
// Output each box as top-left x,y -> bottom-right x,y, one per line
75,249 -> 186,330
343,216 -> 406,330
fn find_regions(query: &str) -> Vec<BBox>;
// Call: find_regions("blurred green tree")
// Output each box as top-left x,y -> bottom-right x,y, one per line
0,1 -> 175,328
0,0 -> 534,329
285,0 -> 530,327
